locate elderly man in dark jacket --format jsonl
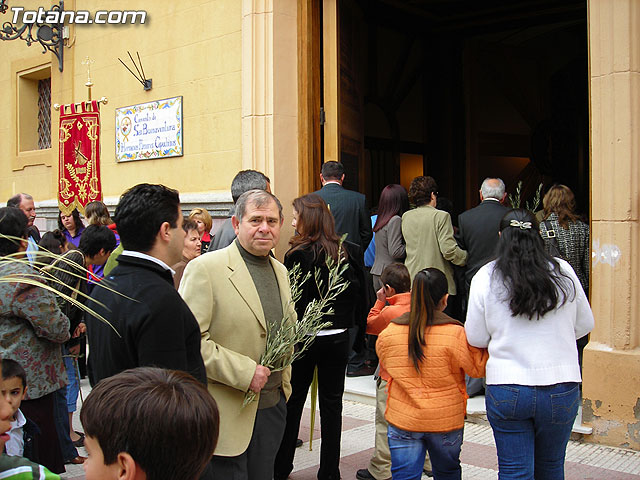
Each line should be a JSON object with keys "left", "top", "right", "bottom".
{"left": 456, "top": 177, "right": 509, "bottom": 302}
{"left": 456, "top": 177, "right": 508, "bottom": 396}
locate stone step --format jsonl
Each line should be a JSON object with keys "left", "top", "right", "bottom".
{"left": 344, "top": 374, "right": 592, "bottom": 435}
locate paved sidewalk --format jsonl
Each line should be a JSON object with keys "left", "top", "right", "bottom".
{"left": 61, "top": 380, "right": 640, "bottom": 479}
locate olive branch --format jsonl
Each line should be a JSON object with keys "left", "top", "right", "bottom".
{"left": 243, "top": 244, "right": 350, "bottom": 407}
{"left": 508, "top": 180, "right": 543, "bottom": 212}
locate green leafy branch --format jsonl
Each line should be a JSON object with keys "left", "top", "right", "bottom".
{"left": 243, "top": 243, "right": 351, "bottom": 407}
{"left": 508, "top": 181, "right": 543, "bottom": 212}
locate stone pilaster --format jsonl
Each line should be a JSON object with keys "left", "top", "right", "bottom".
{"left": 583, "top": 0, "right": 640, "bottom": 449}
{"left": 241, "top": 0, "right": 299, "bottom": 258}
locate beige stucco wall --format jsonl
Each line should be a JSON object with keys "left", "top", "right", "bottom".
{"left": 0, "top": 0, "right": 299, "bottom": 252}
{"left": 0, "top": 0, "right": 243, "bottom": 216}
{"left": 583, "top": 0, "right": 640, "bottom": 450}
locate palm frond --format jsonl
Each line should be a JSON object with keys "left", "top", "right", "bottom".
{"left": 0, "top": 235, "right": 130, "bottom": 335}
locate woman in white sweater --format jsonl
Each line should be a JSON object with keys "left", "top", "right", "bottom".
{"left": 465, "top": 208, "right": 594, "bottom": 480}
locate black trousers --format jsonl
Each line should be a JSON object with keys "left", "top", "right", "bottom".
{"left": 210, "top": 394, "right": 287, "bottom": 480}
{"left": 274, "top": 330, "right": 350, "bottom": 480}
{"left": 20, "top": 392, "right": 65, "bottom": 474}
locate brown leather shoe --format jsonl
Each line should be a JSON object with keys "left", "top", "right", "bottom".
{"left": 66, "top": 456, "right": 87, "bottom": 465}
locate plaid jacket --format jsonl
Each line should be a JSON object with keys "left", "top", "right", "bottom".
{"left": 540, "top": 213, "right": 590, "bottom": 294}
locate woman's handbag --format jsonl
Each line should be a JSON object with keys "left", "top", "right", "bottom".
{"left": 540, "top": 220, "right": 564, "bottom": 259}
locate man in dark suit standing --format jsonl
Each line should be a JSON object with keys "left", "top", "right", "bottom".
{"left": 314, "top": 161, "right": 372, "bottom": 251}
{"left": 315, "top": 161, "right": 373, "bottom": 376}
{"left": 457, "top": 177, "right": 508, "bottom": 396}
{"left": 457, "top": 178, "right": 509, "bottom": 300}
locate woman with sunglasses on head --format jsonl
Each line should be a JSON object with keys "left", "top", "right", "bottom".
{"left": 465, "top": 209, "right": 594, "bottom": 480}
{"left": 376, "top": 267, "right": 487, "bottom": 480}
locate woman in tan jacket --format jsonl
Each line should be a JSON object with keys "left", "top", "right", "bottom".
{"left": 377, "top": 268, "right": 487, "bottom": 480}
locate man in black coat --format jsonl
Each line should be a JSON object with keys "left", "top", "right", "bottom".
{"left": 314, "top": 161, "right": 373, "bottom": 376}
{"left": 457, "top": 178, "right": 509, "bottom": 297}
{"left": 86, "top": 184, "right": 206, "bottom": 387}
{"left": 456, "top": 177, "right": 508, "bottom": 396}
{"left": 314, "top": 161, "right": 372, "bottom": 252}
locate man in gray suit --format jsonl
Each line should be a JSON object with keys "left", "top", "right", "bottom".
{"left": 313, "top": 161, "right": 372, "bottom": 251}
{"left": 209, "top": 170, "right": 271, "bottom": 251}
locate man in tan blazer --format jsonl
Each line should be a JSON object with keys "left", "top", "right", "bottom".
{"left": 179, "top": 189, "right": 295, "bottom": 480}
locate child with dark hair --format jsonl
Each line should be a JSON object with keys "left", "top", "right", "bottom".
{"left": 358, "top": 263, "right": 413, "bottom": 480}
{"left": 1, "top": 358, "right": 60, "bottom": 479}
{"left": 80, "top": 367, "right": 219, "bottom": 480}
{"left": 1, "top": 359, "right": 37, "bottom": 459}
{"left": 37, "top": 230, "right": 68, "bottom": 265}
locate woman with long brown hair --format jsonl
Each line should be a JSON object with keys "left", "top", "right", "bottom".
{"left": 377, "top": 268, "right": 487, "bottom": 480}
{"left": 539, "top": 184, "right": 589, "bottom": 294}
{"left": 371, "top": 184, "right": 409, "bottom": 290}
{"left": 274, "top": 193, "right": 362, "bottom": 480}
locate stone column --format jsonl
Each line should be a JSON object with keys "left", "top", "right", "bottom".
{"left": 242, "top": 0, "right": 299, "bottom": 258}
{"left": 583, "top": 0, "right": 640, "bottom": 449}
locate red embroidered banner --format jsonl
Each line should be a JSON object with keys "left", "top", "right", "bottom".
{"left": 58, "top": 100, "right": 102, "bottom": 215}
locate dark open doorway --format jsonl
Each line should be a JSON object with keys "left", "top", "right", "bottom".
{"left": 335, "top": 0, "right": 588, "bottom": 219}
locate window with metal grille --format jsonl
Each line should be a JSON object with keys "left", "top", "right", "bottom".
{"left": 37, "top": 77, "right": 51, "bottom": 149}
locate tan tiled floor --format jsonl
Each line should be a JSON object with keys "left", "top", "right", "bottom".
{"left": 61, "top": 378, "right": 640, "bottom": 480}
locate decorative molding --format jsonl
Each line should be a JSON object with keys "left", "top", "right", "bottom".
{"left": 241, "top": 0, "right": 273, "bottom": 179}
{"left": 34, "top": 191, "right": 233, "bottom": 233}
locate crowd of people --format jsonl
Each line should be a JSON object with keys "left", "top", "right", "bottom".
{"left": 0, "top": 163, "right": 594, "bottom": 480}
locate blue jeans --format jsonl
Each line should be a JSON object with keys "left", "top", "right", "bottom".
{"left": 63, "top": 346, "right": 80, "bottom": 412}
{"left": 388, "top": 424, "right": 463, "bottom": 480}
{"left": 486, "top": 383, "right": 580, "bottom": 480}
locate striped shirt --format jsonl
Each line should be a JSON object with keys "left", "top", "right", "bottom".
{"left": 0, "top": 454, "right": 60, "bottom": 479}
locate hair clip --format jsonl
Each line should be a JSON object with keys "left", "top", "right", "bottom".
{"left": 510, "top": 219, "right": 532, "bottom": 230}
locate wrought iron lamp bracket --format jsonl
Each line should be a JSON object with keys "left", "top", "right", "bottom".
{"left": 0, "top": 1, "right": 65, "bottom": 71}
